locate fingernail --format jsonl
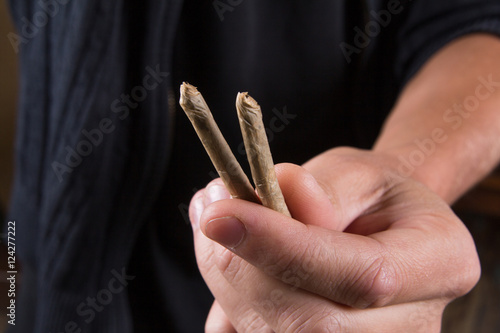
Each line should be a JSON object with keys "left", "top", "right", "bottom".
{"left": 190, "top": 194, "right": 205, "bottom": 231}
{"left": 205, "top": 216, "right": 246, "bottom": 249}
{"left": 204, "top": 184, "right": 231, "bottom": 206}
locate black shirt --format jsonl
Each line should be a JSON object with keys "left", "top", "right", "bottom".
{"left": 7, "top": 0, "right": 500, "bottom": 332}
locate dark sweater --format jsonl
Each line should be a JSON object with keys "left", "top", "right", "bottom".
{"left": 6, "top": 0, "right": 500, "bottom": 332}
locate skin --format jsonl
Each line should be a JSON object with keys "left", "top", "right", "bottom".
{"left": 188, "top": 34, "right": 500, "bottom": 332}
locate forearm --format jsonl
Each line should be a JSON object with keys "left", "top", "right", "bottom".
{"left": 374, "top": 33, "right": 500, "bottom": 203}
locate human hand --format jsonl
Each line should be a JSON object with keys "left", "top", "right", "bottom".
{"left": 189, "top": 147, "right": 480, "bottom": 332}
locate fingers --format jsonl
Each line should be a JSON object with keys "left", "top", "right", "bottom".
{"left": 188, "top": 156, "right": 477, "bottom": 331}
{"left": 194, "top": 183, "right": 477, "bottom": 310}
{"left": 205, "top": 237, "right": 345, "bottom": 331}
{"left": 274, "top": 163, "right": 341, "bottom": 230}
{"left": 205, "top": 301, "right": 237, "bottom": 333}
{"left": 200, "top": 198, "right": 391, "bottom": 309}
{"left": 191, "top": 163, "right": 340, "bottom": 230}
{"left": 188, "top": 165, "right": 453, "bottom": 331}
{"left": 302, "top": 147, "right": 406, "bottom": 232}
{"left": 191, "top": 190, "right": 274, "bottom": 332}
{"left": 197, "top": 218, "right": 447, "bottom": 332}
{"left": 194, "top": 197, "right": 348, "bottom": 331}
{"left": 189, "top": 178, "right": 231, "bottom": 232}
{"left": 189, "top": 161, "right": 478, "bottom": 310}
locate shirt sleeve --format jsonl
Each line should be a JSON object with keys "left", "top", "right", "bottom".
{"left": 7, "top": 0, "right": 183, "bottom": 332}
{"left": 395, "top": 0, "right": 500, "bottom": 84}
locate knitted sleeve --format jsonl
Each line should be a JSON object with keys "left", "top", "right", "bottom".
{"left": 7, "top": 0, "right": 182, "bottom": 331}
{"left": 395, "top": 0, "right": 500, "bottom": 84}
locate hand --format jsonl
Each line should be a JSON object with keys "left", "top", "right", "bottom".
{"left": 189, "top": 147, "right": 480, "bottom": 332}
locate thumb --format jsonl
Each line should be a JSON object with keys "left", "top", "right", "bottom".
{"left": 275, "top": 163, "right": 341, "bottom": 230}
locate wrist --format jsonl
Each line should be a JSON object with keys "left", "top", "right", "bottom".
{"left": 371, "top": 145, "right": 460, "bottom": 204}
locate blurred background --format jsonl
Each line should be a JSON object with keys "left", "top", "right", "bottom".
{"left": 0, "top": 1, "right": 498, "bottom": 332}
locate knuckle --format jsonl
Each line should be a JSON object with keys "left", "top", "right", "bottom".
{"left": 214, "top": 247, "right": 249, "bottom": 283}
{"left": 461, "top": 256, "right": 481, "bottom": 293}
{"left": 447, "top": 235, "right": 481, "bottom": 298}
{"left": 454, "top": 260, "right": 481, "bottom": 298}
{"left": 348, "top": 254, "right": 399, "bottom": 308}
